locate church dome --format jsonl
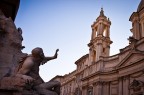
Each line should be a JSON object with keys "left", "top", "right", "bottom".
{"left": 137, "top": 0, "right": 144, "bottom": 12}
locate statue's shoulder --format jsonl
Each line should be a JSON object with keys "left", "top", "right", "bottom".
{"left": 22, "top": 55, "right": 34, "bottom": 66}
{"left": 19, "top": 54, "right": 29, "bottom": 64}
{"left": 16, "top": 54, "right": 33, "bottom": 71}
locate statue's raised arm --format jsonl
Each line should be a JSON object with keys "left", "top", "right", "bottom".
{"left": 41, "top": 49, "right": 59, "bottom": 65}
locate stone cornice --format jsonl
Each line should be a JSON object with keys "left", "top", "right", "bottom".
{"left": 89, "top": 36, "right": 112, "bottom": 45}
{"left": 75, "top": 54, "right": 89, "bottom": 65}
{"left": 91, "top": 19, "right": 111, "bottom": 28}
{"left": 81, "top": 70, "right": 118, "bottom": 81}
{"left": 61, "top": 76, "right": 76, "bottom": 86}
{"left": 116, "top": 50, "right": 144, "bottom": 68}
{"left": 129, "top": 12, "right": 139, "bottom": 22}
{"left": 117, "top": 58, "right": 144, "bottom": 77}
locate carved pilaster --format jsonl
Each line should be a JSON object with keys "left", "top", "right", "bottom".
{"left": 93, "top": 81, "right": 107, "bottom": 95}
{"left": 101, "top": 81, "right": 110, "bottom": 95}
{"left": 118, "top": 77, "right": 123, "bottom": 95}
{"left": 123, "top": 75, "right": 130, "bottom": 95}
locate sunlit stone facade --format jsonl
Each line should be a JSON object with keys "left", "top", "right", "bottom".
{"left": 52, "top": 1, "right": 144, "bottom": 95}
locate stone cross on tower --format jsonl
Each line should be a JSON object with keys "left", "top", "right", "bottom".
{"left": 88, "top": 8, "right": 112, "bottom": 63}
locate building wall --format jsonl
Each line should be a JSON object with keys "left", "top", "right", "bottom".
{"left": 52, "top": 1, "right": 144, "bottom": 95}
{"left": 57, "top": 40, "right": 144, "bottom": 95}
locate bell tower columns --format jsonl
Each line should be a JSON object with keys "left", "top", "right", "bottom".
{"left": 88, "top": 8, "right": 112, "bottom": 64}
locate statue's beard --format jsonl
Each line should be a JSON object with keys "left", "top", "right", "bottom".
{"left": 39, "top": 56, "right": 44, "bottom": 61}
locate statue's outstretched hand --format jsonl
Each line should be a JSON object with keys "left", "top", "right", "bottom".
{"left": 56, "top": 49, "right": 59, "bottom": 53}
{"left": 54, "top": 49, "right": 59, "bottom": 58}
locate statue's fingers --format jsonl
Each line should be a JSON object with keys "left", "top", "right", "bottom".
{"left": 28, "top": 79, "right": 31, "bottom": 84}
{"left": 26, "top": 79, "right": 29, "bottom": 84}
{"left": 32, "top": 78, "right": 35, "bottom": 81}
{"left": 25, "top": 80, "right": 27, "bottom": 83}
{"left": 56, "top": 49, "right": 59, "bottom": 52}
{"left": 29, "top": 78, "right": 34, "bottom": 83}
{"left": 29, "top": 79, "right": 32, "bottom": 84}
{"left": 29, "top": 79, "right": 32, "bottom": 83}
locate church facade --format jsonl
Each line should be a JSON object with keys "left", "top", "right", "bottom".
{"left": 52, "top": 1, "right": 144, "bottom": 95}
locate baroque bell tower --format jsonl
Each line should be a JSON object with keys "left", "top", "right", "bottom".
{"left": 88, "top": 8, "right": 112, "bottom": 63}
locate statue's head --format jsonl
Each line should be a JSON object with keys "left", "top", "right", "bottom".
{"left": 31, "top": 47, "right": 45, "bottom": 59}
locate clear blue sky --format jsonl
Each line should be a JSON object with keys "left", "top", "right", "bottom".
{"left": 15, "top": 0, "right": 141, "bottom": 81}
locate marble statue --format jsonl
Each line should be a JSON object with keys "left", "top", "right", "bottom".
{"left": 15, "top": 47, "right": 61, "bottom": 95}
{"left": 0, "top": 9, "right": 61, "bottom": 95}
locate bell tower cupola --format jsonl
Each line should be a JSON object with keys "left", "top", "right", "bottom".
{"left": 88, "top": 8, "right": 113, "bottom": 63}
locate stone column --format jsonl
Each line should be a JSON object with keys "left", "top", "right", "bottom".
{"left": 122, "top": 76, "right": 130, "bottom": 95}
{"left": 97, "top": 24, "right": 101, "bottom": 35}
{"left": 91, "top": 28, "right": 95, "bottom": 40}
{"left": 140, "top": 22, "right": 144, "bottom": 38}
{"left": 93, "top": 83, "right": 96, "bottom": 95}
{"left": 136, "top": 21, "right": 140, "bottom": 39}
{"left": 125, "top": 76, "right": 130, "bottom": 95}
{"left": 118, "top": 77, "right": 123, "bottom": 95}
{"left": 96, "top": 43, "right": 102, "bottom": 61}
{"left": 89, "top": 49, "right": 93, "bottom": 64}
{"left": 106, "top": 45, "right": 110, "bottom": 57}
{"left": 123, "top": 77, "right": 126, "bottom": 95}
{"left": 99, "top": 23, "right": 104, "bottom": 35}
{"left": 95, "top": 81, "right": 103, "bottom": 95}
{"left": 101, "top": 82, "right": 109, "bottom": 95}
{"left": 106, "top": 26, "right": 110, "bottom": 37}
{"left": 96, "top": 44, "right": 100, "bottom": 61}
{"left": 106, "top": 81, "right": 111, "bottom": 95}
{"left": 82, "top": 86, "right": 87, "bottom": 95}
{"left": 95, "top": 83, "right": 99, "bottom": 95}
{"left": 134, "top": 20, "right": 140, "bottom": 40}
